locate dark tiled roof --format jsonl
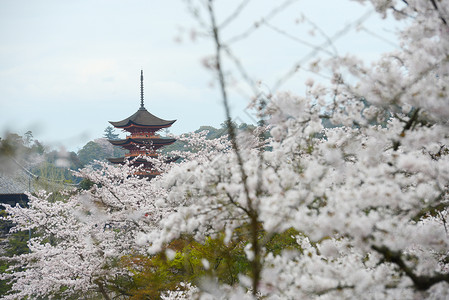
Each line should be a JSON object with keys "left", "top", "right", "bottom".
{"left": 109, "top": 108, "right": 176, "bottom": 129}
{"left": 107, "top": 157, "right": 153, "bottom": 164}
{"left": 0, "top": 166, "right": 35, "bottom": 194}
{"left": 108, "top": 156, "right": 180, "bottom": 164}
{"left": 0, "top": 193, "right": 29, "bottom": 209}
{"left": 108, "top": 157, "right": 126, "bottom": 164}
{"left": 108, "top": 138, "right": 176, "bottom": 146}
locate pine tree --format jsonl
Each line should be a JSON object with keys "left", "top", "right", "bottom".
{"left": 103, "top": 126, "right": 119, "bottom": 140}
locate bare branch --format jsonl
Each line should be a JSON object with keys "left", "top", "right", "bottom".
{"left": 273, "top": 9, "right": 374, "bottom": 91}
{"left": 219, "top": 0, "right": 251, "bottom": 29}
{"left": 429, "top": 0, "right": 448, "bottom": 25}
{"left": 358, "top": 26, "right": 399, "bottom": 48}
{"left": 208, "top": 0, "right": 262, "bottom": 294}
{"left": 372, "top": 245, "right": 449, "bottom": 290}
{"left": 226, "top": 0, "right": 299, "bottom": 45}
{"left": 263, "top": 22, "right": 336, "bottom": 57}
{"left": 303, "top": 15, "right": 339, "bottom": 56}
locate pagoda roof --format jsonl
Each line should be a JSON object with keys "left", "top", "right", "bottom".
{"left": 109, "top": 107, "right": 176, "bottom": 129}
{"left": 108, "top": 137, "right": 176, "bottom": 146}
{"left": 108, "top": 156, "right": 180, "bottom": 164}
{"left": 108, "top": 157, "right": 151, "bottom": 164}
{"left": 108, "top": 157, "right": 127, "bottom": 164}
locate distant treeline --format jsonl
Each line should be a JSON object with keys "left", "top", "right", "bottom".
{"left": 0, "top": 124, "right": 252, "bottom": 183}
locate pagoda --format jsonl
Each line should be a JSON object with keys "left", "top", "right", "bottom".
{"left": 108, "top": 70, "right": 176, "bottom": 177}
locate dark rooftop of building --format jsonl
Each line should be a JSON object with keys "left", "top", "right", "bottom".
{"left": 109, "top": 70, "right": 176, "bottom": 129}
{"left": 108, "top": 137, "right": 176, "bottom": 146}
{"left": 109, "top": 108, "right": 176, "bottom": 129}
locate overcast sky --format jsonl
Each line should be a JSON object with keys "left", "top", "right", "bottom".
{"left": 0, "top": 0, "right": 399, "bottom": 151}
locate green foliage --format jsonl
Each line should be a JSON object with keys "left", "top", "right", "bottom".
{"left": 30, "top": 162, "right": 74, "bottom": 194}
{"left": 117, "top": 227, "right": 301, "bottom": 298}
{"left": 119, "top": 252, "right": 186, "bottom": 299}
{"left": 45, "top": 150, "right": 83, "bottom": 171}
{"left": 3, "top": 231, "right": 29, "bottom": 257}
{"left": 103, "top": 126, "right": 119, "bottom": 140}
{"left": 78, "top": 178, "right": 95, "bottom": 190}
{"left": 77, "top": 139, "right": 126, "bottom": 167}
{"left": 113, "top": 145, "right": 127, "bottom": 158}
{"left": 0, "top": 131, "right": 80, "bottom": 185}
{"left": 31, "top": 140, "right": 45, "bottom": 155}
{"left": 0, "top": 133, "right": 29, "bottom": 158}
{"left": 0, "top": 261, "right": 12, "bottom": 297}
{"left": 116, "top": 233, "right": 250, "bottom": 298}
{"left": 77, "top": 141, "right": 110, "bottom": 166}
{"left": 24, "top": 131, "right": 33, "bottom": 147}
{"left": 264, "top": 228, "right": 301, "bottom": 256}
{"left": 195, "top": 125, "right": 227, "bottom": 140}
{"left": 0, "top": 212, "right": 30, "bottom": 297}
{"left": 0, "top": 132, "right": 52, "bottom": 160}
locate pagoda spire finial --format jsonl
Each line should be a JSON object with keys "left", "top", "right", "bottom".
{"left": 140, "top": 69, "right": 145, "bottom": 110}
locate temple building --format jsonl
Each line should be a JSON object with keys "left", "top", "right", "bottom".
{"left": 108, "top": 70, "right": 176, "bottom": 177}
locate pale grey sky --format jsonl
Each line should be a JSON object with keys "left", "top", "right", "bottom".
{"left": 0, "top": 0, "right": 398, "bottom": 151}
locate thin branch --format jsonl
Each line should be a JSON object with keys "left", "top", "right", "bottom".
{"left": 226, "top": 191, "right": 251, "bottom": 216}
{"left": 208, "top": 0, "right": 261, "bottom": 295}
{"left": 273, "top": 9, "right": 374, "bottom": 91}
{"left": 219, "top": 0, "right": 251, "bottom": 29}
{"left": 438, "top": 210, "right": 448, "bottom": 235}
{"left": 429, "top": 0, "right": 448, "bottom": 25}
{"left": 358, "top": 26, "right": 399, "bottom": 48}
{"left": 392, "top": 108, "right": 420, "bottom": 151}
{"left": 94, "top": 279, "right": 112, "bottom": 300}
{"left": 315, "top": 284, "right": 355, "bottom": 296}
{"left": 222, "top": 46, "right": 258, "bottom": 93}
{"left": 411, "top": 191, "right": 448, "bottom": 222}
{"left": 226, "top": 0, "right": 299, "bottom": 45}
{"left": 303, "top": 15, "right": 339, "bottom": 56}
{"left": 372, "top": 245, "right": 449, "bottom": 290}
{"left": 264, "top": 22, "right": 336, "bottom": 57}
{"left": 207, "top": 0, "right": 252, "bottom": 213}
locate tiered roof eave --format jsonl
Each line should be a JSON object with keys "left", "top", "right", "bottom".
{"left": 109, "top": 107, "right": 176, "bottom": 130}
{"left": 107, "top": 70, "right": 178, "bottom": 177}
{"left": 108, "top": 138, "right": 176, "bottom": 147}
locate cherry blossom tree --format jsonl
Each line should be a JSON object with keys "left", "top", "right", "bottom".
{"left": 147, "top": 0, "right": 449, "bottom": 298}
{"left": 1, "top": 162, "right": 166, "bottom": 299}
{"left": 1, "top": 134, "right": 232, "bottom": 299}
